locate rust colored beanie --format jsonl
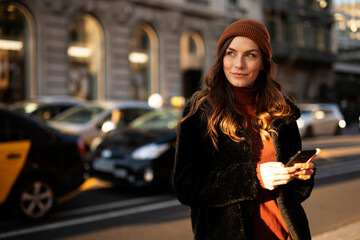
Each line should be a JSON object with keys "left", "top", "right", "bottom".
{"left": 216, "top": 19, "right": 272, "bottom": 60}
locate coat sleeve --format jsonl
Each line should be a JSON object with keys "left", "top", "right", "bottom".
{"left": 277, "top": 104, "right": 315, "bottom": 202}
{"left": 173, "top": 108, "right": 258, "bottom": 208}
{"left": 285, "top": 173, "right": 315, "bottom": 202}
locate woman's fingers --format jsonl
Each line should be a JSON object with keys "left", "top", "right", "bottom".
{"left": 293, "top": 162, "right": 315, "bottom": 170}
{"left": 295, "top": 173, "right": 312, "bottom": 180}
{"left": 259, "top": 162, "right": 297, "bottom": 190}
{"left": 259, "top": 160, "right": 316, "bottom": 189}
{"left": 293, "top": 164, "right": 315, "bottom": 180}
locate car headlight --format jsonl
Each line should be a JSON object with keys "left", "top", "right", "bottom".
{"left": 101, "top": 149, "right": 112, "bottom": 158}
{"left": 338, "top": 120, "right": 346, "bottom": 128}
{"left": 297, "top": 119, "right": 305, "bottom": 129}
{"left": 131, "top": 143, "right": 170, "bottom": 160}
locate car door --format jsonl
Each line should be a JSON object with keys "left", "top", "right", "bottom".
{"left": 322, "top": 108, "right": 337, "bottom": 134}
{"left": 0, "top": 111, "right": 31, "bottom": 205}
{"left": 312, "top": 106, "right": 336, "bottom": 135}
{"left": 0, "top": 141, "right": 31, "bottom": 205}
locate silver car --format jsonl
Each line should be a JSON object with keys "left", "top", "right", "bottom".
{"left": 8, "top": 95, "right": 84, "bottom": 122}
{"left": 48, "top": 101, "right": 153, "bottom": 148}
{"left": 296, "top": 103, "right": 347, "bottom": 138}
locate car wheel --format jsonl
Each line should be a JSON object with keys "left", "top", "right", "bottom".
{"left": 13, "top": 177, "right": 56, "bottom": 220}
{"left": 304, "top": 126, "right": 314, "bottom": 138}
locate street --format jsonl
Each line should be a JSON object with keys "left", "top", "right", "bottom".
{"left": 1, "top": 130, "right": 360, "bottom": 240}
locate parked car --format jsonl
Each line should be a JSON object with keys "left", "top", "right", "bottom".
{"left": 8, "top": 95, "right": 84, "bottom": 122}
{"left": 90, "top": 108, "right": 181, "bottom": 189}
{"left": 296, "top": 103, "right": 347, "bottom": 138}
{"left": 48, "top": 101, "right": 153, "bottom": 149}
{"left": 0, "top": 108, "right": 86, "bottom": 220}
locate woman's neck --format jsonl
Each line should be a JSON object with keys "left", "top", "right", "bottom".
{"left": 232, "top": 85, "right": 258, "bottom": 105}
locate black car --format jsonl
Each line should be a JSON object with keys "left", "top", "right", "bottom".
{"left": 0, "top": 108, "right": 86, "bottom": 220}
{"left": 90, "top": 108, "right": 181, "bottom": 189}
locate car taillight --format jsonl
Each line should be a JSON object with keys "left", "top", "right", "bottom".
{"left": 77, "top": 139, "right": 87, "bottom": 157}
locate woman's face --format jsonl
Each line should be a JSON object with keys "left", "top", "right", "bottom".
{"left": 223, "top": 36, "right": 263, "bottom": 88}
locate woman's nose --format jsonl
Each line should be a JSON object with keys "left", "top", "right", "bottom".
{"left": 234, "top": 56, "right": 245, "bottom": 69}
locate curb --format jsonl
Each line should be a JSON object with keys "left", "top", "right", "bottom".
{"left": 312, "top": 219, "right": 360, "bottom": 240}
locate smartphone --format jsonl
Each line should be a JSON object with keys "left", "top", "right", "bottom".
{"left": 285, "top": 148, "right": 321, "bottom": 167}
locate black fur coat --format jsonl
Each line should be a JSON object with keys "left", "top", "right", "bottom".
{"left": 173, "top": 102, "right": 315, "bottom": 240}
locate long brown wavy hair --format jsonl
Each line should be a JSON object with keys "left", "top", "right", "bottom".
{"left": 179, "top": 37, "right": 292, "bottom": 149}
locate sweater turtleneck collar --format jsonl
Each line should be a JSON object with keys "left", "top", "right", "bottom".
{"left": 232, "top": 85, "right": 259, "bottom": 106}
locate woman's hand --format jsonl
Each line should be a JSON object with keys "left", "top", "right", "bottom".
{"left": 259, "top": 162, "right": 298, "bottom": 190}
{"left": 293, "top": 162, "right": 315, "bottom": 180}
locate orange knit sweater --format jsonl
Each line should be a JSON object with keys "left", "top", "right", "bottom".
{"left": 232, "top": 86, "right": 290, "bottom": 240}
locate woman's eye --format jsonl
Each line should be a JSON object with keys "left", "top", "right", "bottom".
{"left": 246, "top": 53, "right": 256, "bottom": 57}
{"left": 226, "top": 51, "right": 235, "bottom": 56}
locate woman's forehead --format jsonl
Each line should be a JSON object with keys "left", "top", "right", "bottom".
{"left": 228, "top": 36, "right": 260, "bottom": 51}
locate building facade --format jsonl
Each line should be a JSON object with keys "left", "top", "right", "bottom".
{"left": 263, "top": 0, "right": 336, "bottom": 103}
{"left": 0, "top": 0, "right": 335, "bottom": 107}
{"left": 333, "top": 0, "right": 360, "bottom": 125}
{"left": 0, "top": 0, "right": 250, "bottom": 106}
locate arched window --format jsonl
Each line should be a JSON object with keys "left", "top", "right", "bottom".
{"left": 68, "top": 13, "right": 104, "bottom": 100}
{"left": 129, "top": 23, "right": 159, "bottom": 101}
{"left": 180, "top": 31, "right": 205, "bottom": 70}
{"left": 0, "top": 2, "right": 35, "bottom": 104}
{"left": 180, "top": 30, "right": 205, "bottom": 99}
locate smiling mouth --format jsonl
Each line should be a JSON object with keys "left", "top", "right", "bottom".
{"left": 232, "top": 73, "right": 247, "bottom": 77}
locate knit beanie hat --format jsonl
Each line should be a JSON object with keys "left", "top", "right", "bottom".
{"left": 216, "top": 19, "right": 272, "bottom": 60}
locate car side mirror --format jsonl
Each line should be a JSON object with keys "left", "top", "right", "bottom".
{"left": 101, "top": 120, "right": 117, "bottom": 133}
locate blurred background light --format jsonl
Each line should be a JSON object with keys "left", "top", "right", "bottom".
{"left": 128, "top": 52, "right": 149, "bottom": 64}
{"left": 148, "top": 93, "right": 163, "bottom": 109}
{"left": 0, "top": 39, "right": 23, "bottom": 51}
{"left": 170, "top": 96, "right": 185, "bottom": 108}
{"left": 68, "top": 46, "right": 92, "bottom": 58}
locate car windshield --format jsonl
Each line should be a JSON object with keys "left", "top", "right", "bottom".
{"left": 129, "top": 109, "right": 181, "bottom": 130}
{"left": 301, "top": 110, "right": 313, "bottom": 116}
{"left": 53, "top": 106, "right": 105, "bottom": 124}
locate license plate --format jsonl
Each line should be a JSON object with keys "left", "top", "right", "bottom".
{"left": 113, "top": 168, "right": 128, "bottom": 178}
{"left": 93, "top": 159, "right": 114, "bottom": 173}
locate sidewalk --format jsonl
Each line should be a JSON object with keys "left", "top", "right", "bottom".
{"left": 313, "top": 219, "right": 360, "bottom": 240}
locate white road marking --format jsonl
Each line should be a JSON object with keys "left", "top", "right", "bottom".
{"left": 53, "top": 195, "right": 170, "bottom": 217}
{"left": 0, "top": 199, "right": 180, "bottom": 239}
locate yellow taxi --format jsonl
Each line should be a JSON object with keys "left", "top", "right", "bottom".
{"left": 0, "top": 108, "right": 86, "bottom": 220}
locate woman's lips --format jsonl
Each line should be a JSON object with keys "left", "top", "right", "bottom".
{"left": 232, "top": 72, "right": 247, "bottom": 77}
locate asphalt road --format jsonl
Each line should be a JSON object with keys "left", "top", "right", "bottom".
{"left": 1, "top": 130, "right": 359, "bottom": 240}
{"left": 302, "top": 129, "right": 360, "bottom": 236}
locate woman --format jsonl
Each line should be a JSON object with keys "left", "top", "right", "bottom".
{"left": 173, "top": 19, "right": 315, "bottom": 240}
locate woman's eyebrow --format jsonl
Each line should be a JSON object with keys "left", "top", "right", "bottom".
{"left": 245, "top": 49, "right": 261, "bottom": 53}
{"left": 227, "top": 47, "right": 260, "bottom": 53}
{"left": 227, "top": 47, "right": 237, "bottom": 52}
